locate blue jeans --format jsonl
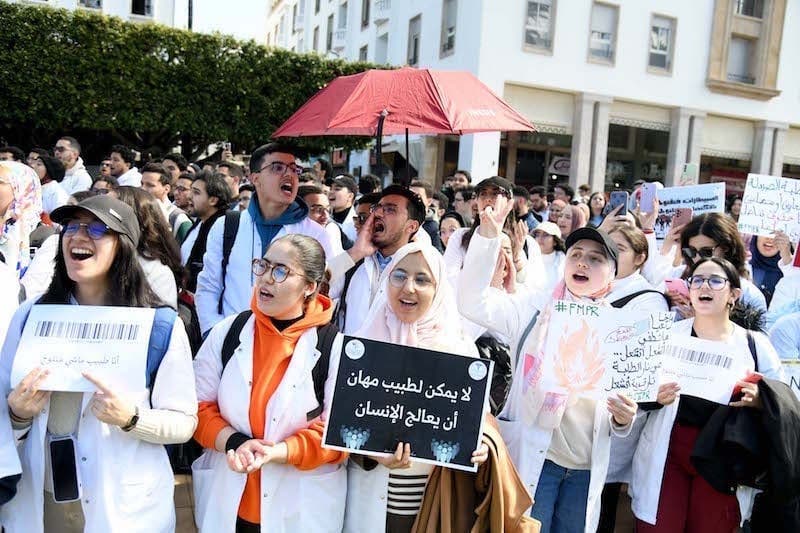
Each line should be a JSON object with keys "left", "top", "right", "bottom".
{"left": 532, "top": 459, "right": 591, "bottom": 533}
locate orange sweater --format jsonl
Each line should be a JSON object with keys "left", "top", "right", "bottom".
{"left": 194, "top": 294, "right": 347, "bottom": 524}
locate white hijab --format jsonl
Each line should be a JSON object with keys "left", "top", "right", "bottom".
{"left": 355, "top": 241, "right": 477, "bottom": 357}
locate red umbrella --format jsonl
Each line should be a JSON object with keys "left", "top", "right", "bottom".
{"left": 272, "top": 67, "right": 534, "bottom": 182}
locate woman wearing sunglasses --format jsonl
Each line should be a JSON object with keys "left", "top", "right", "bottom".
{"left": 1, "top": 196, "right": 197, "bottom": 532}
{"left": 344, "top": 241, "right": 491, "bottom": 532}
{"left": 629, "top": 257, "right": 784, "bottom": 532}
{"left": 662, "top": 213, "right": 767, "bottom": 320}
{"left": 192, "top": 234, "right": 347, "bottom": 532}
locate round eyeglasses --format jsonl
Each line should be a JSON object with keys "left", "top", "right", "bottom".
{"left": 388, "top": 270, "right": 435, "bottom": 290}
{"left": 687, "top": 275, "right": 729, "bottom": 291}
{"left": 251, "top": 258, "right": 304, "bottom": 283}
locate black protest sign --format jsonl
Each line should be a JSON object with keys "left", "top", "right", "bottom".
{"left": 322, "top": 336, "right": 492, "bottom": 472}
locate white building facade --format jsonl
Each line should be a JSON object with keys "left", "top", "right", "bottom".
{"left": 268, "top": 0, "right": 800, "bottom": 193}
{"left": 7, "top": 0, "right": 191, "bottom": 28}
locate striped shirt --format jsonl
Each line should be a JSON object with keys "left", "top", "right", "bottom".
{"left": 386, "top": 463, "right": 434, "bottom": 517}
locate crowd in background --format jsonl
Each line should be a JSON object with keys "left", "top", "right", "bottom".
{"left": 0, "top": 136, "right": 799, "bottom": 533}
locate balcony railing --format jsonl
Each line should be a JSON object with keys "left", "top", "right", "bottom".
{"left": 374, "top": 0, "right": 390, "bottom": 24}
{"left": 333, "top": 28, "right": 347, "bottom": 50}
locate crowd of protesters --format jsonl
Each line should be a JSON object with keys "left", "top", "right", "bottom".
{"left": 0, "top": 136, "right": 799, "bottom": 533}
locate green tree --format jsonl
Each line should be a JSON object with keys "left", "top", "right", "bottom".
{"left": 0, "top": 2, "right": 377, "bottom": 158}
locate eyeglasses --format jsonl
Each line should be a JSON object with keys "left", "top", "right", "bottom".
{"left": 388, "top": 270, "right": 435, "bottom": 290}
{"left": 63, "top": 221, "right": 112, "bottom": 240}
{"left": 251, "top": 258, "right": 304, "bottom": 283}
{"left": 682, "top": 246, "right": 719, "bottom": 261}
{"left": 687, "top": 275, "right": 729, "bottom": 291}
{"left": 257, "top": 161, "right": 302, "bottom": 176}
{"left": 354, "top": 213, "right": 370, "bottom": 225}
{"left": 309, "top": 205, "right": 331, "bottom": 215}
{"left": 370, "top": 203, "right": 399, "bottom": 216}
{"left": 477, "top": 189, "right": 511, "bottom": 200}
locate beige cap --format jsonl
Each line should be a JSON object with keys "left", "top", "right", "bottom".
{"left": 534, "top": 221, "right": 562, "bottom": 238}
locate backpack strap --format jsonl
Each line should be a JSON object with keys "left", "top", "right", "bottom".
{"left": 146, "top": 307, "right": 178, "bottom": 404}
{"left": 334, "top": 258, "right": 365, "bottom": 331}
{"left": 308, "top": 322, "right": 339, "bottom": 420}
{"left": 220, "top": 310, "right": 253, "bottom": 372}
{"left": 746, "top": 330, "right": 759, "bottom": 372}
{"left": 514, "top": 310, "right": 540, "bottom": 365}
{"left": 168, "top": 209, "right": 179, "bottom": 232}
{"left": 218, "top": 210, "right": 242, "bottom": 315}
{"left": 610, "top": 289, "right": 668, "bottom": 309}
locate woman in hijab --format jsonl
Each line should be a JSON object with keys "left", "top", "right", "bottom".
{"left": 556, "top": 204, "right": 587, "bottom": 240}
{"left": 344, "top": 241, "right": 488, "bottom": 533}
{"left": 0, "top": 161, "right": 43, "bottom": 276}
{"left": 749, "top": 233, "right": 790, "bottom": 306}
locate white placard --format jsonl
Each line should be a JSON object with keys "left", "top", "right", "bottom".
{"left": 661, "top": 334, "right": 751, "bottom": 404}
{"left": 783, "top": 360, "right": 800, "bottom": 401}
{"left": 539, "top": 302, "right": 674, "bottom": 402}
{"left": 738, "top": 174, "right": 800, "bottom": 241}
{"left": 654, "top": 183, "right": 726, "bottom": 241}
{"left": 10, "top": 305, "right": 156, "bottom": 393}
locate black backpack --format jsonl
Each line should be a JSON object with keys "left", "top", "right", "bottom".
{"left": 218, "top": 210, "right": 242, "bottom": 315}
{"left": 475, "top": 334, "right": 512, "bottom": 416}
{"left": 220, "top": 311, "right": 339, "bottom": 418}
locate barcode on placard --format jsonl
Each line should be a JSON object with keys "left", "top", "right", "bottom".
{"left": 670, "top": 346, "right": 732, "bottom": 369}
{"left": 33, "top": 321, "right": 140, "bottom": 341}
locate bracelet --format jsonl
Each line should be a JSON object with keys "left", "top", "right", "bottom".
{"left": 8, "top": 408, "right": 32, "bottom": 425}
{"left": 642, "top": 228, "right": 654, "bottom": 234}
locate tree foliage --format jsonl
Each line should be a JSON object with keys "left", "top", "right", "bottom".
{"left": 0, "top": 2, "right": 378, "bottom": 158}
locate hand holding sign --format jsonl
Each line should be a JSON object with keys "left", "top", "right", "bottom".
{"left": 7, "top": 367, "right": 51, "bottom": 421}
{"left": 607, "top": 394, "right": 637, "bottom": 426}
{"left": 374, "top": 442, "right": 413, "bottom": 469}
{"left": 83, "top": 372, "right": 136, "bottom": 427}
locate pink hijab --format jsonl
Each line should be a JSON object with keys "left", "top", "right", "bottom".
{"left": 355, "top": 242, "right": 477, "bottom": 357}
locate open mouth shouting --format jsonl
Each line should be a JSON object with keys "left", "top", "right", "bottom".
{"left": 697, "top": 293, "right": 714, "bottom": 303}
{"left": 373, "top": 219, "right": 386, "bottom": 237}
{"left": 571, "top": 272, "right": 590, "bottom": 284}
{"left": 279, "top": 178, "right": 294, "bottom": 197}
{"left": 397, "top": 297, "right": 417, "bottom": 310}
{"left": 70, "top": 247, "right": 95, "bottom": 261}
{"left": 259, "top": 287, "right": 274, "bottom": 302}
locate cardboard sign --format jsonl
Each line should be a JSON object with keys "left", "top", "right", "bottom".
{"left": 654, "top": 183, "right": 726, "bottom": 241}
{"left": 783, "top": 360, "right": 800, "bottom": 401}
{"left": 738, "top": 174, "right": 800, "bottom": 241}
{"left": 540, "top": 302, "right": 674, "bottom": 402}
{"left": 10, "top": 305, "right": 155, "bottom": 393}
{"left": 323, "top": 337, "right": 492, "bottom": 472}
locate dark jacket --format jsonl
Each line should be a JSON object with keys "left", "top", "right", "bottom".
{"left": 691, "top": 378, "right": 800, "bottom": 519}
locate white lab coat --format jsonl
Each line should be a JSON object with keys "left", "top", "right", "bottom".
{"left": 191, "top": 313, "right": 347, "bottom": 533}
{"left": 457, "top": 231, "right": 632, "bottom": 533}
{"left": 0, "top": 299, "right": 197, "bottom": 533}
{"left": 629, "top": 319, "right": 784, "bottom": 526}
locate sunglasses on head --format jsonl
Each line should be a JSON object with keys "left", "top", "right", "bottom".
{"left": 63, "top": 220, "right": 112, "bottom": 240}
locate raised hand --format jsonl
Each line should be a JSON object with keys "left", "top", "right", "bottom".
{"left": 477, "top": 196, "right": 513, "bottom": 239}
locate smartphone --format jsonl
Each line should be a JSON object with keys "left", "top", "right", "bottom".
{"left": 603, "top": 191, "right": 629, "bottom": 217}
{"left": 665, "top": 278, "right": 689, "bottom": 299}
{"left": 639, "top": 183, "right": 658, "bottom": 213}
{"left": 672, "top": 207, "right": 693, "bottom": 228}
{"left": 48, "top": 435, "right": 81, "bottom": 503}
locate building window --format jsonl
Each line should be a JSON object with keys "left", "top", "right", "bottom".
{"left": 524, "top": 0, "right": 555, "bottom": 51}
{"left": 339, "top": 2, "right": 348, "bottom": 28}
{"left": 440, "top": 0, "right": 457, "bottom": 56}
{"left": 315, "top": 0, "right": 320, "bottom": 14}
{"left": 131, "top": 0, "right": 152, "bottom": 16}
{"left": 326, "top": 14, "right": 334, "bottom": 50}
{"left": 588, "top": 3, "right": 618, "bottom": 63}
{"left": 292, "top": 4, "right": 298, "bottom": 33}
{"left": 361, "top": 0, "right": 370, "bottom": 28}
{"left": 727, "top": 36, "right": 756, "bottom": 84}
{"left": 735, "top": 0, "right": 763, "bottom": 18}
{"left": 649, "top": 15, "right": 675, "bottom": 72}
{"left": 79, "top": 0, "right": 102, "bottom": 8}
{"left": 313, "top": 26, "right": 320, "bottom": 50}
{"left": 376, "top": 32, "right": 389, "bottom": 63}
{"left": 407, "top": 15, "right": 422, "bottom": 66}
{"left": 359, "top": 45, "right": 368, "bottom": 61}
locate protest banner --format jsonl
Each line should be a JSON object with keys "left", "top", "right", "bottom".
{"left": 654, "top": 183, "right": 726, "bottom": 241}
{"left": 661, "top": 334, "right": 752, "bottom": 404}
{"left": 322, "top": 337, "right": 492, "bottom": 472}
{"left": 540, "top": 302, "right": 673, "bottom": 402}
{"left": 10, "top": 305, "right": 155, "bottom": 393}
{"left": 783, "top": 360, "right": 800, "bottom": 401}
{"left": 738, "top": 174, "right": 800, "bottom": 241}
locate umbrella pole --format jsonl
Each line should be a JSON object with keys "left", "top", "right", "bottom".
{"left": 375, "top": 110, "right": 387, "bottom": 184}
{"left": 404, "top": 128, "right": 410, "bottom": 187}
